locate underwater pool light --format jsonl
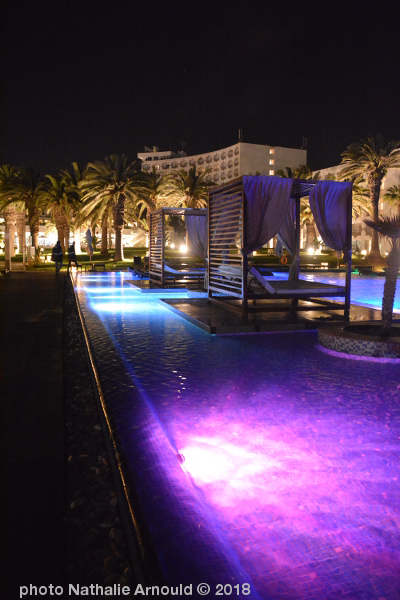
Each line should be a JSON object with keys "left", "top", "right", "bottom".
{"left": 179, "top": 445, "right": 232, "bottom": 483}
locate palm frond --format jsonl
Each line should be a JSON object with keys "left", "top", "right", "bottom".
{"left": 364, "top": 216, "right": 400, "bottom": 240}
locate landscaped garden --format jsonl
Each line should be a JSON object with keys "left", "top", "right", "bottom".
{"left": 1, "top": 135, "right": 400, "bottom": 272}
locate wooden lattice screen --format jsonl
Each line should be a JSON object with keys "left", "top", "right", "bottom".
{"left": 208, "top": 178, "right": 247, "bottom": 299}
{"left": 149, "top": 210, "right": 163, "bottom": 284}
{"left": 149, "top": 207, "right": 207, "bottom": 286}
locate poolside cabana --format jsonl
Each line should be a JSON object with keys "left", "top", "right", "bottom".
{"left": 207, "top": 175, "right": 353, "bottom": 319}
{"left": 149, "top": 207, "right": 207, "bottom": 286}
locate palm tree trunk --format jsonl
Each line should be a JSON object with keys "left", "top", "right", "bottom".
{"left": 63, "top": 214, "right": 69, "bottom": 252}
{"left": 381, "top": 242, "right": 400, "bottom": 332}
{"left": 53, "top": 205, "right": 64, "bottom": 249}
{"left": 367, "top": 176, "right": 382, "bottom": 260}
{"left": 4, "top": 206, "right": 16, "bottom": 257}
{"left": 306, "top": 222, "right": 316, "bottom": 248}
{"left": 16, "top": 209, "right": 26, "bottom": 254}
{"left": 101, "top": 211, "right": 108, "bottom": 255}
{"left": 27, "top": 203, "right": 40, "bottom": 248}
{"left": 114, "top": 226, "right": 123, "bottom": 261}
{"left": 73, "top": 228, "right": 81, "bottom": 253}
{"left": 112, "top": 195, "right": 125, "bottom": 261}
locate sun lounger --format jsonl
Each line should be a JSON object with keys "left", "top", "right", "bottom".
{"left": 248, "top": 266, "right": 345, "bottom": 297}
{"left": 127, "top": 266, "right": 148, "bottom": 279}
{"left": 163, "top": 264, "right": 205, "bottom": 284}
{"left": 164, "top": 264, "right": 205, "bottom": 277}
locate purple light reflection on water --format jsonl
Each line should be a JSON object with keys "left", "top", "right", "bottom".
{"left": 175, "top": 411, "right": 400, "bottom": 598}
{"left": 77, "top": 273, "right": 400, "bottom": 599}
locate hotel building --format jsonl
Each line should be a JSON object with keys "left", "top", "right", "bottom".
{"left": 138, "top": 142, "right": 307, "bottom": 184}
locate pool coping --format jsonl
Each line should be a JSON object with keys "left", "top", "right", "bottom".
{"left": 317, "top": 321, "right": 400, "bottom": 359}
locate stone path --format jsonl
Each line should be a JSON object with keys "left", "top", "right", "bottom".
{"left": 0, "top": 272, "right": 65, "bottom": 598}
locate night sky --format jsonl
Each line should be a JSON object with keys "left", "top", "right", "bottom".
{"left": 1, "top": 0, "right": 400, "bottom": 174}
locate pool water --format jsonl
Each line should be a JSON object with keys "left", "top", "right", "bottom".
{"left": 266, "top": 270, "right": 400, "bottom": 312}
{"left": 76, "top": 272, "right": 400, "bottom": 599}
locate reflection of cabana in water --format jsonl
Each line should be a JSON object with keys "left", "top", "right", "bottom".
{"left": 207, "top": 176, "right": 353, "bottom": 319}
{"left": 149, "top": 207, "right": 207, "bottom": 286}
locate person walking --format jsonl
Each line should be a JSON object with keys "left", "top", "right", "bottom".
{"left": 67, "top": 241, "right": 80, "bottom": 272}
{"left": 51, "top": 241, "right": 63, "bottom": 275}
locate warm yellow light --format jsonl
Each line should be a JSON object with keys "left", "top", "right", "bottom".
{"left": 170, "top": 243, "right": 175, "bottom": 249}
{"left": 307, "top": 247, "right": 315, "bottom": 255}
{"left": 361, "top": 250, "right": 367, "bottom": 256}
{"left": 180, "top": 244, "right": 187, "bottom": 253}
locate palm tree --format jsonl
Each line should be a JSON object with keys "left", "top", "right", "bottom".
{"left": 74, "top": 188, "right": 111, "bottom": 256}
{"left": 2, "top": 205, "right": 16, "bottom": 256}
{"left": 339, "top": 135, "right": 400, "bottom": 263}
{"left": 78, "top": 155, "right": 140, "bottom": 261}
{"left": 15, "top": 208, "right": 27, "bottom": 254}
{"left": 131, "top": 167, "right": 167, "bottom": 231}
{"left": 0, "top": 166, "right": 18, "bottom": 256}
{"left": 61, "top": 162, "right": 86, "bottom": 253}
{"left": 41, "top": 175, "right": 80, "bottom": 253}
{"left": 134, "top": 167, "right": 165, "bottom": 211}
{"left": 161, "top": 166, "right": 213, "bottom": 209}
{"left": 276, "top": 165, "right": 320, "bottom": 181}
{"left": 300, "top": 203, "right": 318, "bottom": 249}
{"left": 2, "top": 166, "right": 45, "bottom": 248}
{"left": 364, "top": 216, "right": 400, "bottom": 333}
{"left": 383, "top": 185, "right": 400, "bottom": 218}
{"left": 151, "top": 165, "right": 214, "bottom": 250}
{"left": 0, "top": 165, "right": 29, "bottom": 256}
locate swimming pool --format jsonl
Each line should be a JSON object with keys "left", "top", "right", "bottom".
{"left": 76, "top": 272, "right": 400, "bottom": 599}
{"left": 265, "top": 270, "right": 400, "bottom": 312}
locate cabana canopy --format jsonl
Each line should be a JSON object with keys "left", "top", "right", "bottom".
{"left": 149, "top": 207, "right": 207, "bottom": 286}
{"left": 207, "top": 175, "right": 353, "bottom": 319}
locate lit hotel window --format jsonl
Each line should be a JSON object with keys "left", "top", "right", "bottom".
{"left": 269, "top": 169, "right": 274, "bottom": 175}
{"left": 269, "top": 148, "right": 275, "bottom": 154}
{"left": 269, "top": 159, "right": 274, "bottom": 165}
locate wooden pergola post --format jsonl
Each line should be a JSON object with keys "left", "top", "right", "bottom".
{"left": 344, "top": 183, "right": 353, "bottom": 321}
{"left": 242, "top": 181, "right": 248, "bottom": 319}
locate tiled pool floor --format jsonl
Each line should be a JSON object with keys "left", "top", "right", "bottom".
{"left": 76, "top": 273, "right": 400, "bottom": 599}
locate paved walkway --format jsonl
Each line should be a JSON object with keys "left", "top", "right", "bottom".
{"left": 0, "top": 271, "right": 65, "bottom": 599}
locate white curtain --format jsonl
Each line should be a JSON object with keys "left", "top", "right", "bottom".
{"left": 275, "top": 198, "right": 297, "bottom": 279}
{"left": 242, "top": 176, "right": 294, "bottom": 255}
{"left": 309, "top": 181, "right": 352, "bottom": 259}
{"left": 186, "top": 215, "right": 207, "bottom": 259}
